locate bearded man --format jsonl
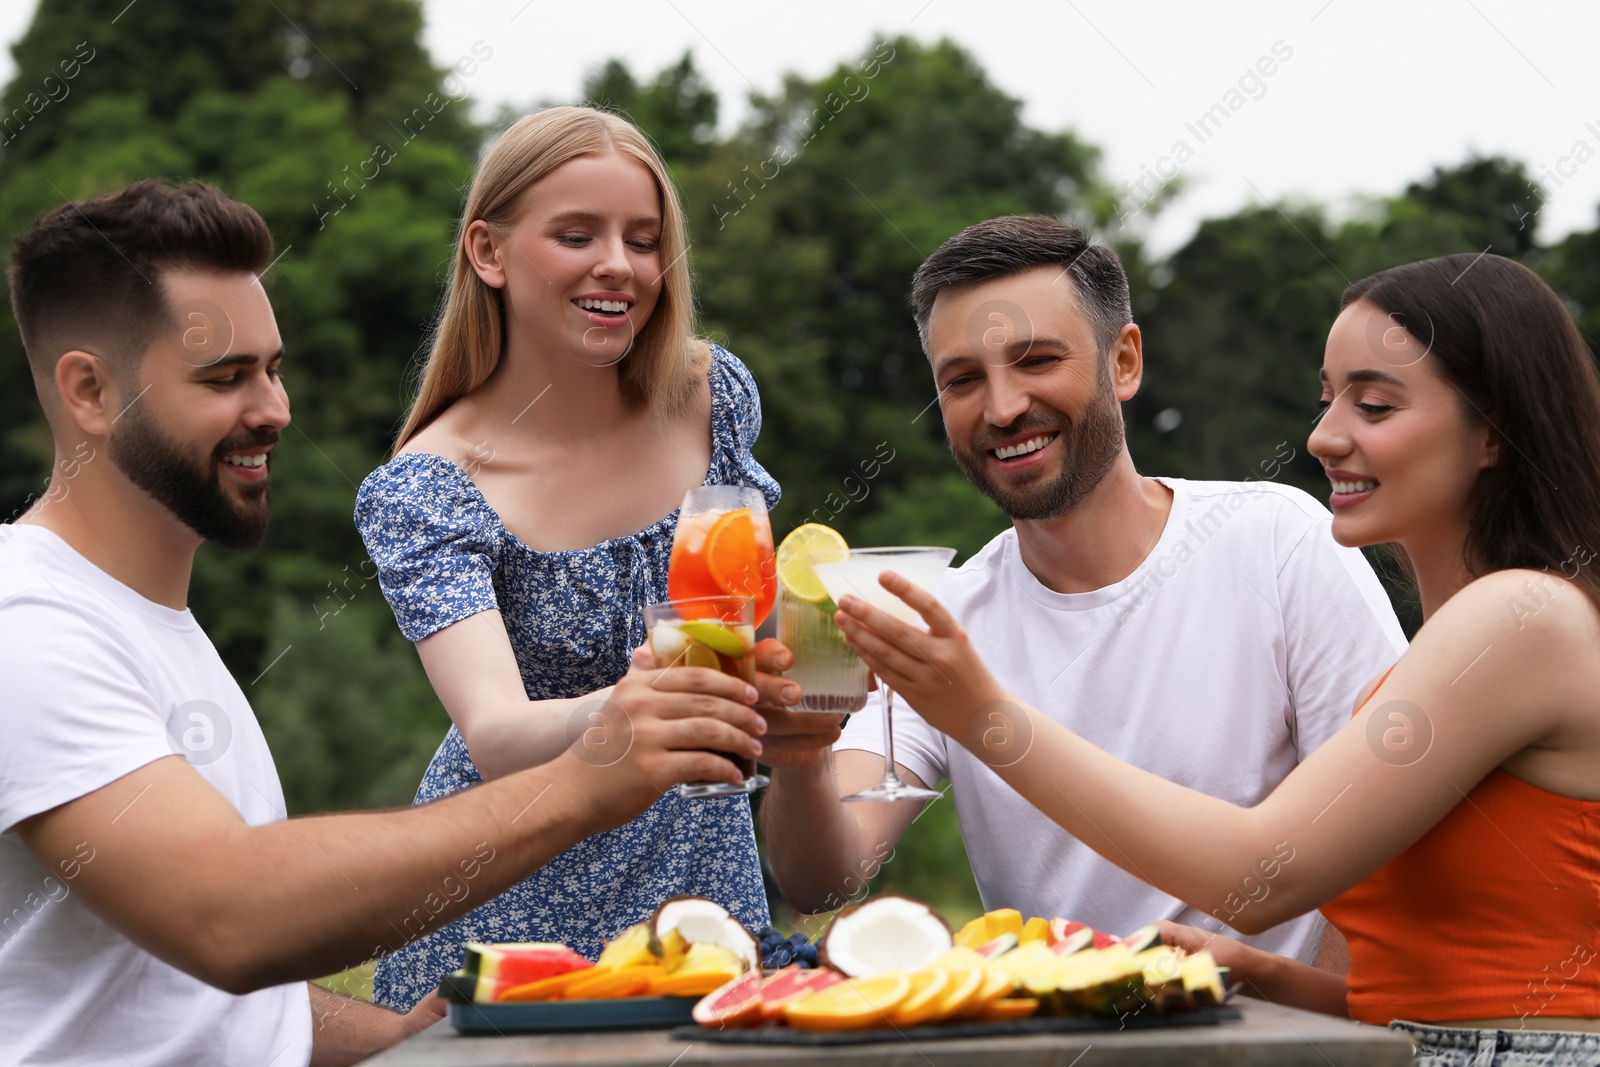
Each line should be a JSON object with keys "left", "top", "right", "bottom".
{"left": 761, "top": 215, "right": 1406, "bottom": 967}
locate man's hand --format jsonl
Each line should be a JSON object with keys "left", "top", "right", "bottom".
{"left": 751, "top": 639, "right": 844, "bottom": 770}
{"left": 569, "top": 648, "right": 768, "bottom": 819}
{"left": 833, "top": 572, "right": 1007, "bottom": 744}
{"left": 307, "top": 984, "right": 445, "bottom": 1066}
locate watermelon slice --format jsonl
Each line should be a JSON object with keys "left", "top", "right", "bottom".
{"left": 460, "top": 941, "right": 593, "bottom": 1002}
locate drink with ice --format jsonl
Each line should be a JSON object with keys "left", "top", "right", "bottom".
{"left": 645, "top": 594, "right": 768, "bottom": 799}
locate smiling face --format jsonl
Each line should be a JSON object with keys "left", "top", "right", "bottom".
{"left": 1308, "top": 300, "right": 1494, "bottom": 549}
{"left": 472, "top": 152, "right": 664, "bottom": 369}
{"left": 926, "top": 265, "right": 1129, "bottom": 520}
{"left": 107, "top": 269, "right": 289, "bottom": 549}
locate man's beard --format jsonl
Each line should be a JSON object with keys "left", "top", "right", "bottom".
{"left": 949, "top": 363, "right": 1125, "bottom": 522}
{"left": 108, "top": 406, "right": 275, "bottom": 551}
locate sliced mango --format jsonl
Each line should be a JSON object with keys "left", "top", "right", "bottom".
{"left": 497, "top": 968, "right": 596, "bottom": 1002}
{"left": 562, "top": 966, "right": 661, "bottom": 1000}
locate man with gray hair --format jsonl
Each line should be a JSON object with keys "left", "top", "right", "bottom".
{"left": 761, "top": 215, "right": 1405, "bottom": 966}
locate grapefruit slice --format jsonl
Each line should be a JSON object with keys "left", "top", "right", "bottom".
{"left": 785, "top": 973, "right": 913, "bottom": 1031}
{"left": 758, "top": 967, "right": 844, "bottom": 1022}
{"left": 692, "top": 972, "right": 766, "bottom": 1029}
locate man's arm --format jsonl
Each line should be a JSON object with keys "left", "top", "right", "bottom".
{"left": 760, "top": 746, "right": 927, "bottom": 913}
{"left": 305, "top": 984, "right": 444, "bottom": 1067}
{"left": 16, "top": 696, "right": 758, "bottom": 994}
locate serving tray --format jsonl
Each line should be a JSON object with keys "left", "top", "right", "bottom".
{"left": 671, "top": 1004, "right": 1242, "bottom": 1045}
{"left": 450, "top": 996, "right": 697, "bottom": 1034}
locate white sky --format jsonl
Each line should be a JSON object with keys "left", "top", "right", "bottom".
{"left": 4, "top": 0, "right": 1599, "bottom": 255}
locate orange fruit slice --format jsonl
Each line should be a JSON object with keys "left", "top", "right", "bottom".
{"left": 704, "top": 509, "right": 775, "bottom": 622}
{"left": 923, "top": 966, "right": 985, "bottom": 1023}
{"left": 888, "top": 968, "right": 951, "bottom": 1027}
{"left": 497, "top": 968, "right": 596, "bottom": 1001}
{"left": 953, "top": 969, "right": 1016, "bottom": 1020}
{"left": 976, "top": 996, "right": 1040, "bottom": 1022}
{"left": 785, "top": 973, "right": 913, "bottom": 1031}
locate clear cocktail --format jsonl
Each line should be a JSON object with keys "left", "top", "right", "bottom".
{"left": 810, "top": 546, "right": 956, "bottom": 803}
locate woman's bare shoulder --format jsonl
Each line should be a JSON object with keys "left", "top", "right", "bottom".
{"left": 396, "top": 403, "right": 479, "bottom": 468}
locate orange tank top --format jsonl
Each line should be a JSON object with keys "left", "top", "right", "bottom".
{"left": 1321, "top": 675, "right": 1600, "bottom": 1025}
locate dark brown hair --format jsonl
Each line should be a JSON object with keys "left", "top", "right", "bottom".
{"left": 1344, "top": 254, "right": 1600, "bottom": 614}
{"left": 8, "top": 179, "right": 273, "bottom": 386}
{"left": 910, "top": 215, "right": 1131, "bottom": 355}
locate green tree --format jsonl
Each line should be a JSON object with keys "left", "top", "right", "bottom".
{"left": 0, "top": 0, "right": 475, "bottom": 812}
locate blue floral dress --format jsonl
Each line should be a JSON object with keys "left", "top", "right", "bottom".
{"left": 354, "top": 345, "right": 779, "bottom": 1011}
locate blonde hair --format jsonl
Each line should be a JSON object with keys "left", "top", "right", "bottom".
{"left": 395, "top": 106, "right": 705, "bottom": 450}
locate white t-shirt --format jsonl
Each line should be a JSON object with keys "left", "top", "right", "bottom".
{"left": 837, "top": 477, "right": 1407, "bottom": 962}
{"left": 0, "top": 525, "right": 312, "bottom": 1067}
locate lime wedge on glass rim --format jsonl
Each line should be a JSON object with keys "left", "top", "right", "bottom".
{"left": 777, "top": 524, "right": 848, "bottom": 613}
{"left": 679, "top": 620, "right": 755, "bottom": 658}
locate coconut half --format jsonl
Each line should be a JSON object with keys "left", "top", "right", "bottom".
{"left": 821, "top": 895, "right": 954, "bottom": 977}
{"left": 651, "top": 896, "right": 759, "bottom": 972}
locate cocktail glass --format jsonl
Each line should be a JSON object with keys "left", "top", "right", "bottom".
{"left": 809, "top": 547, "right": 957, "bottom": 802}
{"left": 644, "top": 594, "right": 769, "bottom": 799}
{"left": 777, "top": 587, "right": 869, "bottom": 713}
{"left": 668, "top": 486, "right": 777, "bottom": 627}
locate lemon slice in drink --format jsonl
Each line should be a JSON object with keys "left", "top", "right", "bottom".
{"left": 776, "top": 524, "right": 849, "bottom": 605}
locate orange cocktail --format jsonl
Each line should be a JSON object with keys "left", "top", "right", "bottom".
{"left": 667, "top": 486, "right": 777, "bottom": 626}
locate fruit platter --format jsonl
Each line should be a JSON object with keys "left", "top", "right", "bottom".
{"left": 439, "top": 895, "right": 1237, "bottom": 1039}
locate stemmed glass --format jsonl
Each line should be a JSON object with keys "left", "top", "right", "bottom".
{"left": 809, "top": 546, "right": 956, "bottom": 802}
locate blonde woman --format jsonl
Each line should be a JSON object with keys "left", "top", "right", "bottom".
{"left": 355, "top": 108, "right": 815, "bottom": 1010}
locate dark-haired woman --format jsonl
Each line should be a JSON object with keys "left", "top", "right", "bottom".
{"left": 835, "top": 253, "right": 1600, "bottom": 1065}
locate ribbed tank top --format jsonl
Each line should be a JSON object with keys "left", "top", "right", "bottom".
{"left": 1322, "top": 679, "right": 1600, "bottom": 1025}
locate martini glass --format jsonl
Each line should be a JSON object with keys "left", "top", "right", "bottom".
{"left": 810, "top": 546, "right": 956, "bottom": 802}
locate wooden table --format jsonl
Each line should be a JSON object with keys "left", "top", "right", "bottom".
{"left": 363, "top": 998, "right": 1415, "bottom": 1066}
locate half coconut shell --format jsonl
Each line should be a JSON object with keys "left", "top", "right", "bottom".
{"left": 820, "top": 895, "right": 954, "bottom": 977}
{"left": 651, "top": 895, "right": 759, "bottom": 972}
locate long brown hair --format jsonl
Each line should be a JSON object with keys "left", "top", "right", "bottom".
{"left": 394, "top": 107, "right": 705, "bottom": 450}
{"left": 1343, "top": 254, "right": 1600, "bottom": 614}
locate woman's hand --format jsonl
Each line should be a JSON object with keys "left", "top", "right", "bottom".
{"left": 1154, "top": 920, "right": 1263, "bottom": 979}
{"left": 832, "top": 571, "right": 1008, "bottom": 744}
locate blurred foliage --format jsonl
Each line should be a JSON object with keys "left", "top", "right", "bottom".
{"left": 4, "top": 1, "right": 1597, "bottom": 926}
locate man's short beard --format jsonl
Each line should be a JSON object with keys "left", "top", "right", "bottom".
{"left": 108, "top": 403, "right": 274, "bottom": 551}
{"left": 949, "top": 359, "right": 1125, "bottom": 522}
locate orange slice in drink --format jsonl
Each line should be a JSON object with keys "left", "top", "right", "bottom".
{"left": 704, "top": 508, "right": 775, "bottom": 622}
{"left": 785, "top": 973, "right": 913, "bottom": 1031}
